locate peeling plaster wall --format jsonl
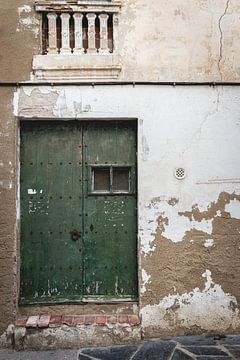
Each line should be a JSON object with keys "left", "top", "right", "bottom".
{"left": 0, "top": 88, "right": 18, "bottom": 335}
{"left": 13, "top": 84, "right": 240, "bottom": 337}
{"left": 1, "top": 0, "right": 240, "bottom": 81}
{"left": 0, "top": 1, "right": 39, "bottom": 82}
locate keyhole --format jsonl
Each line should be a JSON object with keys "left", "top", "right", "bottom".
{"left": 90, "top": 224, "right": 94, "bottom": 232}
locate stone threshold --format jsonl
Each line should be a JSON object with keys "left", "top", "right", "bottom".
{"left": 10, "top": 314, "right": 142, "bottom": 350}
{"left": 15, "top": 314, "right": 141, "bottom": 329}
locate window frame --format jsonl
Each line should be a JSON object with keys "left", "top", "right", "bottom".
{"left": 88, "top": 164, "right": 136, "bottom": 195}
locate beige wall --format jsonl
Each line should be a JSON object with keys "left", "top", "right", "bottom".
{"left": 120, "top": 0, "right": 240, "bottom": 81}
{"left": 0, "top": 1, "right": 38, "bottom": 82}
{"left": 0, "top": 0, "right": 240, "bottom": 82}
{"left": 0, "top": 89, "right": 18, "bottom": 335}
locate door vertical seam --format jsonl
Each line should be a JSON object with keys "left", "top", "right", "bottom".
{"left": 81, "top": 123, "right": 85, "bottom": 297}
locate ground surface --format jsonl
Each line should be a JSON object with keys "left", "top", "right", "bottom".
{"left": 0, "top": 335, "right": 240, "bottom": 359}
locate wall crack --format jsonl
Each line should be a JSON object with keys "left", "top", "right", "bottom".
{"left": 218, "top": 0, "right": 230, "bottom": 80}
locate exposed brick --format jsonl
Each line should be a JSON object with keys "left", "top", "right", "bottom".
{"left": 118, "top": 315, "right": 129, "bottom": 324}
{"left": 129, "top": 315, "right": 141, "bottom": 326}
{"left": 49, "top": 315, "right": 62, "bottom": 327}
{"left": 107, "top": 315, "right": 117, "bottom": 324}
{"left": 26, "top": 316, "right": 39, "bottom": 328}
{"left": 73, "top": 315, "right": 85, "bottom": 326}
{"left": 85, "top": 315, "right": 95, "bottom": 325}
{"left": 96, "top": 316, "right": 107, "bottom": 326}
{"left": 62, "top": 316, "right": 74, "bottom": 326}
{"left": 38, "top": 314, "right": 51, "bottom": 328}
{"left": 15, "top": 317, "right": 28, "bottom": 327}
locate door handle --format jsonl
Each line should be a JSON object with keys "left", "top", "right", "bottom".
{"left": 70, "top": 230, "right": 81, "bottom": 241}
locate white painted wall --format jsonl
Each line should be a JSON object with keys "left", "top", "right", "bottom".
{"left": 17, "top": 84, "right": 240, "bottom": 333}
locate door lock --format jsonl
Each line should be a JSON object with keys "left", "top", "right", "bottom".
{"left": 70, "top": 230, "right": 81, "bottom": 241}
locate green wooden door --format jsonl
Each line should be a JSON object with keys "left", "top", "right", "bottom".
{"left": 20, "top": 121, "right": 137, "bottom": 304}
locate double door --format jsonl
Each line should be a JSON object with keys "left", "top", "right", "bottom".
{"left": 20, "top": 121, "right": 137, "bottom": 303}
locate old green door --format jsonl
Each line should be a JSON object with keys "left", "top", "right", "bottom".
{"left": 20, "top": 121, "right": 137, "bottom": 304}
{"left": 83, "top": 122, "right": 137, "bottom": 300}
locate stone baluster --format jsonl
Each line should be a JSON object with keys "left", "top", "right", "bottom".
{"left": 86, "top": 13, "right": 97, "bottom": 53}
{"left": 47, "top": 13, "right": 58, "bottom": 54}
{"left": 60, "top": 13, "right": 71, "bottom": 54}
{"left": 113, "top": 14, "right": 119, "bottom": 53}
{"left": 99, "top": 13, "right": 109, "bottom": 53}
{"left": 73, "top": 13, "right": 84, "bottom": 54}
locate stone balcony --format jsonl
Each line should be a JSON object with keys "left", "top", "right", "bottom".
{"left": 33, "top": 0, "right": 122, "bottom": 81}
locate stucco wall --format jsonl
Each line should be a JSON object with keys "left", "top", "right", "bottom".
{"left": 0, "top": 1, "right": 39, "bottom": 82}
{"left": 0, "top": 88, "right": 18, "bottom": 335}
{"left": 10, "top": 84, "right": 240, "bottom": 337}
{"left": 120, "top": 0, "right": 240, "bottom": 81}
{"left": 1, "top": 0, "right": 240, "bottom": 82}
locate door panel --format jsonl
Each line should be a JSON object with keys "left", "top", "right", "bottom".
{"left": 83, "top": 122, "right": 137, "bottom": 299}
{"left": 20, "top": 121, "right": 137, "bottom": 304}
{"left": 20, "top": 122, "right": 83, "bottom": 303}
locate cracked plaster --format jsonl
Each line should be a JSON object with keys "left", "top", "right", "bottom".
{"left": 218, "top": 0, "right": 230, "bottom": 80}
{"left": 141, "top": 270, "right": 240, "bottom": 333}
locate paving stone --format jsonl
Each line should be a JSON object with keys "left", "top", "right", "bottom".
{"left": 25, "top": 316, "right": 39, "bottom": 328}
{"left": 15, "top": 317, "right": 28, "bottom": 327}
{"left": 106, "top": 315, "right": 117, "bottom": 324}
{"left": 73, "top": 315, "right": 85, "bottom": 326}
{"left": 129, "top": 315, "right": 141, "bottom": 326}
{"left": 132, "top": 340, "right": 176, "bottom": 360}
{"left": 218, "top": 335, "right": 240, "bottom": 345}
{"left": 81, "top": 345, "right": 138, "bottom": 360}
{"left": 118, "top": 315, "right": 129, "bottom": 324}
{"left": 172, "top": 349, "right": 194, "bottom": 360}
{"left": 224, "top": 345, "right": 240, "bottom": 358}
{"left": 62, "top": 316, "right": 74, "bottom": 326}
{"left": 196, "top": 357, "right": 232, "bottom": 360}
{"left": 37, "top": 315, "right": 51, "bottom": 328}
{"left": 184, "top": 346, "right": 229, "bottom": 356}
{"left": 79, "top": 355, "right": 93, "bottom": 360}
{"left": 96, "top": 316, "right": 107, "bottom": 326}
{"left": 49, "top": 315, "right": 62, "bottom": 327}
{"left": 84, "top": 316, "right": 95, "bottom": 325}
{"left": 172, "top": 336, "right": 217, "bottom": 346}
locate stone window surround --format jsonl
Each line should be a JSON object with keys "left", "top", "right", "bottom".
{"left": 33, "top": 0, "right": 122, "bottom": 81}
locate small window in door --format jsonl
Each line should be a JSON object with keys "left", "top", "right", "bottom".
{"left": 93, "top": 168, "right": 110, "bottom": 192}
{"left": 113, "top": 168, "right": 130, "bottom": 192}
{"left": 91, "top": 166, "right": 131, "bottom": 194}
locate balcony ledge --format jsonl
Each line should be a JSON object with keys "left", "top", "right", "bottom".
{"left": 35, "top": 1, "right": 121, "bottom": 13}
{"left": 32, "top": 54, "right": 122, "bottom": 81}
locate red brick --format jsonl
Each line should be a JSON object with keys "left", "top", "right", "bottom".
{"left": 73, "top": 315, "right": 85, "bottom": 326}
{"left": 49, "top": 315, "right": 62, "bottom": 327}
{"left": 62, "top": 316, "right": 74, "bottom": 326}
{"left": 26, "top": 316, "right": 39, "bottom": 328}
{"left": 107, "top": 315, "right": 117, "bottom": 324}
{"left": 128, "top": 315, "right": 141, "bottom": 326}
{"left": 118, "top": 315, "right": 129, "bottom": 324}
{"left": 15, "top": 317, "right": 28, "bottom": 327}
{"left": 96, "top": 316, "right": 107, "bottom": 326}
{"left": 84, "top": 315, "right": 95, "bottom": 325}
{"left": 38, "top": 315, "right": 51, "bottom": 328}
